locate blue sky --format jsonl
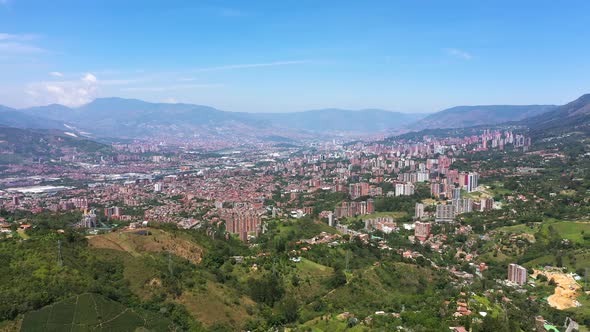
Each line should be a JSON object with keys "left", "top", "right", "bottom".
{"left": 0, "top": 0, "right": 589, "bottom": 112}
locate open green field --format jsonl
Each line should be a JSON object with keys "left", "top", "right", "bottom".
{"left": 544, "top": 221, "right": 590, "bottom": 244}
{"left": 483, "top": 181, "right": 514, "bottom": 196}
{"left": 498, "top": 219, "right": 590, "bottom": 244}
{"left": 524, "top": 249, "right": 590, "bottom": 271}
{"left": 296, "top": 258, "right": 333, "bottom": 276}
{"left": 277, "top": 218, "right": 337, "bottom": 238}
{"left": 20, "top": 293, "right": 173, "bottom": 332}
{"left": 496, "top": 223, "right": 539, "bottom": 234}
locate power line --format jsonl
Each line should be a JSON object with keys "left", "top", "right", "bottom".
{"left": 57, "top": 240, "right": 63, "bottom": 267}
{"left": 345, "top": 250, "right": 351, "bottom": 272}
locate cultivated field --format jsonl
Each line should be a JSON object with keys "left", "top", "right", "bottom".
{"left": 20, "top": 293, "right": 173, "bottom": 331}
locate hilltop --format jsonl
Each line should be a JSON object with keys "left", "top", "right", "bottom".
{"left": 525, "top": 94, "right": 590, "bottom": 137}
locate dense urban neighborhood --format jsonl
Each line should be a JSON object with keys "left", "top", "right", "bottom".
{"left": 2, "top": 94, "right": 590, "bottom": 331}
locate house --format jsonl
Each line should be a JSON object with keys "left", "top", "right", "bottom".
{"left": 450, "top": 327, "right": 468, "bottom": 332}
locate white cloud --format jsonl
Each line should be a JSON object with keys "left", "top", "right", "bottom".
{"left": 0, "top": 42, "right": 45, "bottom": 54}
{"left": 82, "top": 73, "right": 97, "bottom": 83}
{"left": 0, "top": 33, "right": 37, "bottom": 41}
{"left": 49, "top": 71, "right": 64, "bottom": 77}
{"left": 26, "top": 73, "right": 99, "bottom": 107}
{"left": 444, "top": 48, "right": 473, "bottom": 60}
{"left": 194, "top": 60, "right": 309, "bottom": 72}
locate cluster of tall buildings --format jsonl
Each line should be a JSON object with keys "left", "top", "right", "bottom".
{"left": 394, "top": 182, "right": 415, "bottom": 196}
{"left": 104, "top": 206, "right": 122, "bottom": 219}
{"left": 480, "top": 130, "right": 531, "bottom": 151}
{"left": 397, "top": 171, "right": 429, "bottom": 183}
{"left": 419, "top": 195, "right": 494, "bottom": 223}
{"left": 364, "top": 216, "right": 396, "bottom": 233}
{"left": 45, "top": 197, "right": 89, "bottom": 212}
{"left": 435, "top": 198, "right": 473, "bottom": 222}
{"left": 78, "top": 209, "right": 97, "bottom": 228}
{"left": 475, "top": 198, "right": 494, "bottom": 212}
{"left": 349, "top": 182, "right": 383, "bottom": 199}
{"left": 431, "top": 171, "right": 479, "bottom": 198}
{"left": 334, "top": 199, "right": 375, "bottom": 218}
{"left": 222, "top": 210, "right": 261, "bottom": 242}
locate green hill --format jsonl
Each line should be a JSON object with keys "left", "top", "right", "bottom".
{"left": 0, "top": 126, "right": 110, "bottom": 164}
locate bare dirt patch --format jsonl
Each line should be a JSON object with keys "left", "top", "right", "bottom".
{"left": 534, "top": 269, "right": 581, "bottom": 310}
{"left": 88, "top": 228, "right": 203, "bottom": 264}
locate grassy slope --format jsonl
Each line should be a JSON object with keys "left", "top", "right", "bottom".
{"left": 87, "top": 228, "right": 255, "bottom": 329}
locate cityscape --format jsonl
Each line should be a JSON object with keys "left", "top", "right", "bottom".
{"left": 1, "top": 1, "right": 590, "bottom": 332}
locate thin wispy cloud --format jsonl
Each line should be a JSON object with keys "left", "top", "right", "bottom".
{"left": 49, "top": 71, "right": 64, "bottom": 77}
{"left": 99, "top": 78, "right": 146, "bottom": 86}
{"left": 0, "top": 33, "right": 37, "bottom": 41}
{"left": 122, "top": 83, "right": 223, "bottom": 92}
{"left": 0, "top": 42, "right": 45, "bottom": 54}
{"left": 444, "top": 48, "right": 473, "bottom": 60}
{"left": 0, "top": 33, "right": 45, "bottom": 55}
{"left": 194, "top": 60, "right": 310, "bottom": 72}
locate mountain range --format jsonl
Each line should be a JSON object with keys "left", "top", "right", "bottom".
{"left": 0, "top": 97, "right": 569, "bottom": 141}
{"left": 6, "top": 98, "right": 427, "bottom": 139}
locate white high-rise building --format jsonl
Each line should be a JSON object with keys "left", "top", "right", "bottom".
{"left": 507, "top": 263, "right": 527, "bottom": 285}
{"left": 435, "top": 204, "right": 456, "bottom": 223}
{"left": 415, "top": 203, "right": 425, "bottom": 219}
{"left": 467, "top": 172, "right": 479, "bottom": 192}
{"left": 395, "top": 183, "right": 415, "bottom": 196}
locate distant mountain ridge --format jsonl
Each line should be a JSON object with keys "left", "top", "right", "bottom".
{"left": 251, "top": 108, "right": 424, "bottom": 132}
{"left": 7, "top": 98, "right": 427, "bottom": 139}
{"left": 0, "top": 97, "right": 572, "bottom": 141}
{"left": 409, "top": 105, "right": 557, "bottom": 130}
